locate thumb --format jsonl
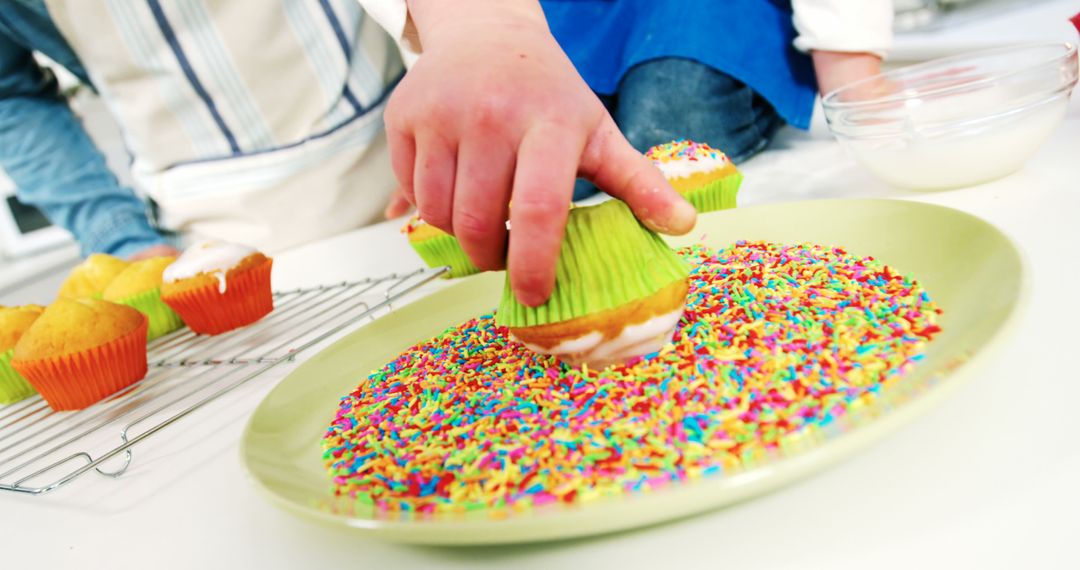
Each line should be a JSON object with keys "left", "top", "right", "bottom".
{"left": 577, "top": 115, "right": 696, "bottom": 235}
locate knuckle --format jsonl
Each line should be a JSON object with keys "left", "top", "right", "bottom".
{"left": 512, "top": 193, "right": 566, "bottom": 224}
{"left": 470, "top": 93, "right": 514, "bottom": 131}
{"left": 453, "top": 209, "right": 497, "bottom": 242}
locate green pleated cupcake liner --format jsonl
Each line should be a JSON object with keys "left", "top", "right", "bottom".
{"left": 496, "top": 199, "right": 690, "bottom": 328}
{"left": 115, "top": 288, "right": 186, "bottom": 341}
{"left": 682, "top": 172, "right": 742, "bottom": 213}
{"left": 0, "top": 349, "right": 36, "bottom": 405}
{"left": 410, "top": 235, "right": 482, "bottom": 279}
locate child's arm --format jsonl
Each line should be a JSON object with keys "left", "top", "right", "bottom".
{"left": 362, "top": 0, "right": 695, "bottom": 307}
{"left": 792, "top": 0, "right": 894, "bottom": 95}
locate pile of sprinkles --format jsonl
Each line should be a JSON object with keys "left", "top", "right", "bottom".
{"left": 322, "top": 241, "right": 942, "bottom": 515}
{"left": 644, "top": 139, "right": 731, "bottom": 165}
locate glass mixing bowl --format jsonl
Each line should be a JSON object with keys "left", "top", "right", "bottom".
{"left": 822, "top": 43, "right": 1078, "bottom": 190}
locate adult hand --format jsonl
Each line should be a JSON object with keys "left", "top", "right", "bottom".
{"left": 387, "top": 0, "right": 696, "bottom": 306}
{"left": 383, "top": 187, "right": 414, "bottom": 219}
{"left": 128, "top": 244, "right": 181, "bottom": 261}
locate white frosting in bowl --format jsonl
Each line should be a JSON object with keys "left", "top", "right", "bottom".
{"left": 163, "top": 240, "right": 257, "bottom": 293}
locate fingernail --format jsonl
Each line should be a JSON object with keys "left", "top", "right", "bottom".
{"left": 515, "top": 288, "right": 545, "bottom": 307}
{"left": 670, "top": 198, "right": 697, "bottom": 232}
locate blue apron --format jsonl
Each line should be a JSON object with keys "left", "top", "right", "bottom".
{"left": 541, "top": 0, "right": 817, "bottom": 129}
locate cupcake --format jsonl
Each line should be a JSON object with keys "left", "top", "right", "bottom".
{"left": 57, "top": 253, "right": 130, "bottom": 299}
{"left": 402, "top": 215, "right": 481, "bottom": 278}
{"left": 0, "top": 305, "right": 45, "bottom": 404}
{"left": 496, "top": 199, "right": 690, "bottom": 368}
{"left": 103, "top": 257, "right": 185, "bottom": 341}
{"left": 160, "top": 241, "right": 273, "bottom": 335}
{"left": 11, "top": 299, "right": 148, "bottom": 411}
{"left": 645, "top": 140, "right": 742, "bottom": 213}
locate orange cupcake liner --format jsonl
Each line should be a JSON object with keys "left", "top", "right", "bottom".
{"left": 161, "top": 258, "right": 273, "bottom": 335}
{"left": 12, "top": 317, "right": 149, "bottom": 411}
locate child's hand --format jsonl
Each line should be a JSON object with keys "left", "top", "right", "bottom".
{"left": 128, "top": 244, "right": 181, "bottom": 261}
{"left": 811, "top": 51, "right": 884, "bottom": 97}
{"left": 386, "top": 0, "right": 696, "bottom": 306}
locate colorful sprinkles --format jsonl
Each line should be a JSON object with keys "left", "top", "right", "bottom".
{"left": 322, "top": 242, "right": 942, "bottom": 515}
{"left": 644, "top": 139, "right": 731, "bottom": 165}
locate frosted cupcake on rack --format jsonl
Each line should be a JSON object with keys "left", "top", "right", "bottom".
{"left": 645, "top": 140, "right": 743, "bottom": 213}
{"left": 497, "top": 199, "right": 690, "bottom": 368}
{"left": 160, "top": 241, "right": 273, "bottom": 335}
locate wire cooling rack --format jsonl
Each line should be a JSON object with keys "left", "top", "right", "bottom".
{"left": 0, "top": 267, "right": 446, "bottom": 495}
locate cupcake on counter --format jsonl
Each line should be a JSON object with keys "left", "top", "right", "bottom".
{"left": 160, "top": 241, "right": 273, "bottom": 335}
{"left": 57, "top": 254, "right": 130, "bottom": 299}
{"left": 402, "top": 215, "right": 481, "bottom": 278}
{"left": 0, "top": 305, "right": 45, "bottom": 404}
{"left": 496, "top": 199, "right": 690, "bottom": 369}
{"left": 11, "top": 299, "right": 148, "bottom": 411}
{"left": 645, "top": 140, "right": 743, "bottom": 213}
{"left": 103, "top": 257, "right": 185, "bottom": 341}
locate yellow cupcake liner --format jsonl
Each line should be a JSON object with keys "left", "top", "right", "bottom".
{"left": 0, "top": 349, "right": 36, "bottom": 405}
{"left": 115, "top": 288, "right": 185, "bottom": 341}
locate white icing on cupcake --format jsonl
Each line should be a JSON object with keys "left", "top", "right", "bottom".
{"left": 163, "top": 240, "right": 257, "bottom": 294}
{"left": 511, "top": 307, "right": 684, "bottom": 369}
{"left": 645, "top": 140, "right": 732, "bottom": 180}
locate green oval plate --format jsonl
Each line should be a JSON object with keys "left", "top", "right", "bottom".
{"left": 241, "top": 198, "right": 1024, "bottom": 545}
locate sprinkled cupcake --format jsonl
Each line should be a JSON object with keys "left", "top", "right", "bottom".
{"left": 402, "top": 215, "right": 481, "bottom": 279}
{"left": 645, "top": 140, "right": 742, "bottom": 213}
{"left": 497, "top": 199, "right": 690, "bottom": 368}
{"left": 160, "top": 241, "right": 273, "bottom": 335}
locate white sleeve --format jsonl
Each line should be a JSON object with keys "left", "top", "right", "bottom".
{"left": 791, "top": 0, "right": 894, "bottom": 56}
{"left": 357, "top": 0, "right": 421, "bottom": 65}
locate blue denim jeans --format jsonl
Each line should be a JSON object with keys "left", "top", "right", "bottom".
{"left": 573, "top": 57, "right": 783, "bottom": 200}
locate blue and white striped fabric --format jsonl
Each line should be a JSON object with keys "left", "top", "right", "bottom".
{"left": 44, "top": 0, "right": 404, "bottom": 252}
{"left": 48, "top": 0, "right": 400, "bottom": 166}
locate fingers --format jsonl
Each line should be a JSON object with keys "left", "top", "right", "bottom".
{"left": 412, "top": 131, "right": 457, "bottom": 232}
{"left": 452, "top": 139, "right": 514, "bottom": 270}
{"left": 128, "top": 244, "right": 182, "bottom": 261}
{"left": 579, "top": 115, "right": 696, "bottom": 235}
{"left": 385, "top": 126, "right": 417, "bottom": 205}
{"left": 383, "top": 187, "right": 413, "bottom": 219}
{"left": 507, "top": 124, "right": 583, "bottom": 306}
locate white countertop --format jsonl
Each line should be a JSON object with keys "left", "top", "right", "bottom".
{"left": 5, "top": 13, "right": 1080, "bottom": 570}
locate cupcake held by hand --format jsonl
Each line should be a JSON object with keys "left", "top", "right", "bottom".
{"left": 11, "top": 299, "right": 148, "bottom": 411}
{"left": 645, "top": 140, "right": 742, "bottom": 213}
{"left": 403, "top": 215, "right": 482, "bottom": 278}
{"left": 103, "top": 256, "right": 186, "bottom": 341}
{"left": 496, "top": 199, "right": 690, "bottom": 369}
{"left": 160, "top": 241, "right": 273, "bottom": 335}
{"left": 0, "top": 305, "right": 45, "bottom": 404}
